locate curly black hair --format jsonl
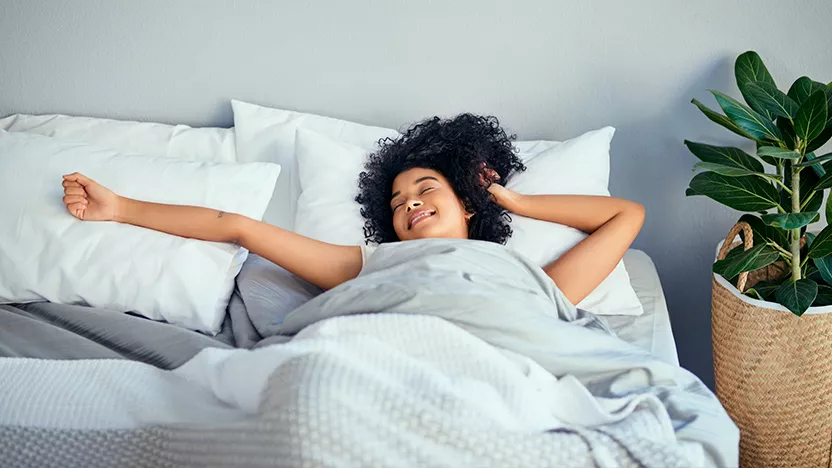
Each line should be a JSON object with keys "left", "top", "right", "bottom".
{"left": 355, "top": 113, "right": 526, "bottom": 245}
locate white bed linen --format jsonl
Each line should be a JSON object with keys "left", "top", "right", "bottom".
{"left": 610, "top": 249, "right": 678, "bottom": 365}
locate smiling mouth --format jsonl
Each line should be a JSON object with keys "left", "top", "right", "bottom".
{"left": 408, "top": 210, "right": 435, "bottom": 229}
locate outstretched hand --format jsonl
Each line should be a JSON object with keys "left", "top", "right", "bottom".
{"left": 61, "top": 172, "right": 120, "bottom": 221}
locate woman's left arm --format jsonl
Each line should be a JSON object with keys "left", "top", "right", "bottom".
{"left": 489, "top": 185, "right": 645, "bottom": 305}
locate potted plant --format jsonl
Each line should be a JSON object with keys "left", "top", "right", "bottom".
{"left": 686, "top": 50, "right": 832, "bottom": 467}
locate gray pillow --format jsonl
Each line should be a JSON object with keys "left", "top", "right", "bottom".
{"left": 231, "top": 254, "right": 323, "bottom": 344}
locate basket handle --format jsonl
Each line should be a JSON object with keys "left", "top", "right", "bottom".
{"left": 717, "top": 221, "right": 754, "bottom": 292}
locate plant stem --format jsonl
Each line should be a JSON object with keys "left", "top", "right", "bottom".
{"left": 763, "top": 175, "right": 792, "bottom": 194}
{"left": 791, "top": 168, "right": 802, "bottom": 280}
{"left": 769, "top": 242, "right": 793, "bottom": 258}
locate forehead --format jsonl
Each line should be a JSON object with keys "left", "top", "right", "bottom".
{"left": 391, "top": 167, "right": 446, "bottom": 194}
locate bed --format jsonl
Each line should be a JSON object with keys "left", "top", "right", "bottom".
{"left": 0, "top": 113, "right": 735, "bottom": 467}
{"left": 615, "top": 249, "right": 678, "bottom": 365}
{"left": 0, "top": 240, "right": 735, "bottom": 467}
{"left": 0, "top": 248, "right": 676, "bottom": 367}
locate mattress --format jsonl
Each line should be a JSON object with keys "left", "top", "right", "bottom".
{"left": 606, "top": 249, "right": 679, "bottom": 366}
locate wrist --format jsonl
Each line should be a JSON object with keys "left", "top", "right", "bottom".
{"left": 503, "top": 190, "right": 526, "bottom": 214}
{"left": 113, "top": 196, "right": 129, "bottom": 223}
{"left": 229, "top": 213, "right": 250, "bottom": 245}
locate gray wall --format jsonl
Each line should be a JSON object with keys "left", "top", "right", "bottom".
{"left": 3, "top": 0, "right": 832, "bottom": 387}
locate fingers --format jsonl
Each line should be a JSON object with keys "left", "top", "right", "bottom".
{"left": 63, "top": 186, "right": 86, "bottom": 196}
{"left": 66, "top": 202, "right": 86, "bottom": 220}
{"left": 62, "top": 195, "right": 88, "bottom": 206}
{"left": 62, "top": 179, "right": 84, "bottom": 190}
{"left": 62, "top": 172, "right": 93, "bottom": 187}
{"left": 485, "top": 167, "right": 500, "bottom": 182}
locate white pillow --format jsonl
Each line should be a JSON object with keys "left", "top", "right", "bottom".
{"left": 293, "top": 127, "right": 644, "bottom": 316}
{"left": 0, "top": 131, "right": 279, "bottom": 333}
{"left": 0, "top": 113, "right": 237, "bottom": 163}
{"left": 231, "top": 100, "right": 398, "bottom": 229}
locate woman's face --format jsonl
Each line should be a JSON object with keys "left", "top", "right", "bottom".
{"left": 390, "top": 167, "right": 471, "bottom": 242}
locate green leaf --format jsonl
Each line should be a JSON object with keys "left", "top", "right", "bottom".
{"left": 805, "top": 152, "right": 826, "bottom": 178}
{"left": 684, "top": 141, "right": 764, "bottom": 171}
{"left": 711, "top": 90, "right": 783, "bottom": 142}
{"left": 735, "top": 52, "right": 777, "bottom": 120}
{"left": 807, "top": 127, "right": 832, "bottom": 154}
{"left": 745, "top": 288, "right": 764, "bottom": 300}
{"left": 761, "top": 212, "right": 819, "bottom": 229}
{"left": 757, "top": 146, "right": 801, "bottom": 159}
{"left": 805, "top": 258, "right": 819, "bottom": 278}
{"left": 776, "top": 118, "right": 797, "bottom": 151}
{"left": 691, "top": 99, "right": 753, "bottom": 139}
{"left": 747, "top": 280, "right": 781, "bottom": 300}
{"left": 794, "top": 90, "right": 828, "bottom": 146}
{"left": 745, "top": 82, "right": 799, "bottom": 120}
{"left": 787, "top": 76, "right": 826, "bottom": 106}
{"left": 809, "top": 158, "right": 832, "bottom": 189}
{"left": 793, "top": 152, "right": 832, "bottom": 168}
{"left": 826, "top": 85, "right": 832, "bottom": 124}
{"left": 692, "top": 162, "right": 766, "bottom": 177}
{"left": 814, "top": 285, "right": 832, "bottom": 306}
{"left": 808, "top": 224, "right": 832, "bottom": 258}
{"left": 809, "top": 268, "right": 824, "bottom": 284}
{"left": 738, "top": 213, "right": 789, "bottom": 249}
{"left": 735, "top": 51, "right": 777, "bottom": 87}
{"left": 806, "top": 232, "right": 817, "bottom": 248}
{"left": 685, "top": 187, "right": 700, "bottom": 196}
{"left": 783, "top": 164, "right": 823, "bottom": 213}
{"left": 800, "top": 168, "right": 823, "bottom": 212}
{"left": 827, "top": 190, "right": 832, "bottom": 226}
{"left": 688, "top": 172, "right": 780, "bottom": 211}
{"left": 814, "top": 256, "right": 832, "bottom": 285}
{"left": 804, "top": 190, "right": 824, "bottom": 213}
{"left": 723, "top": 242, "right": 747, "bottom": 261}
{"left": 775, "top": 278, "right": 818, "bottom": 316}
{"left": 713, "top": 243, "right": 780, "bottom": 280}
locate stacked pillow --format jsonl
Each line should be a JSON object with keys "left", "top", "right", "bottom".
{"left": 232, "top": 101, "right": 643, "bottom": 316}
{"left": 0, "top": 113, "right": 236, "bottom": 163}
{"left": 0, "top": 117, "right": 278, "bottom": 333}
{"left": 232, "top": 100, "right": 398, "bottom": 230}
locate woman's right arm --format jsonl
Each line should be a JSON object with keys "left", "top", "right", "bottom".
{"left": 63, "top": 173, "right": 362, "bottom": 290}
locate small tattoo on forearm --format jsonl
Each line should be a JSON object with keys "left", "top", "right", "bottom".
{"left": 217, "top": 211, "right": 225, "bottom": 219}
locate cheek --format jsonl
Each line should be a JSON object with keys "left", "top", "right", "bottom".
{"left": 392, "top": 210, "right": 408, "bottom": 235}
{"left": 432, "top": 193, "right": 467, "bottom": 219}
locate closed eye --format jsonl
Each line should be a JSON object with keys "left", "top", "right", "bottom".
{"left": 420, "top": 186, "right": 435, "bottom": 195}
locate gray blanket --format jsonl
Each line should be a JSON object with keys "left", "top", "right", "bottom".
{"left": 0, "top": 252, "right": 320, "bottom": 367}
{"left": 0, "top": 238, "right": 738, "bottom": 467}
{"left": 0, "top": 302, "right": 233, "bottom": 367}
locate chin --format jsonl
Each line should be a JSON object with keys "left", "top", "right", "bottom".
{"left": 411, "top": 225, "right": 451, "bottom": 240}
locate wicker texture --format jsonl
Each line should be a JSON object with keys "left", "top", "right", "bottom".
{"left": 712, "top": 222, "right": 832, "bottom": 467}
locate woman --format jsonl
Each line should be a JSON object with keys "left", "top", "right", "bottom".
{"left": 61, "top": 114, "right": 644, "bottom": 306}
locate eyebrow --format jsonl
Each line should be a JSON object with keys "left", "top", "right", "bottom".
{"left": 391, "top": 176, "right": 439, "bottom": 200}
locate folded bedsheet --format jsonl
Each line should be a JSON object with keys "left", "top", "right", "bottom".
{"left": 0, "top": 252, "right": 316, "bottom": 367}
{"left": 0, "top": 238, "right": 738, "bottom": 467}
{"left": 0, "top": 302, "right": 233, "bottom": 369}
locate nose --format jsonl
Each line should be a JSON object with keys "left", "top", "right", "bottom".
{"left": 405, "top": 200, "right": 423, "bottom": 212}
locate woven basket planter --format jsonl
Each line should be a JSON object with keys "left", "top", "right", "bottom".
{"left": 712, "top": 222, "right": 832, "bottom": 467}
